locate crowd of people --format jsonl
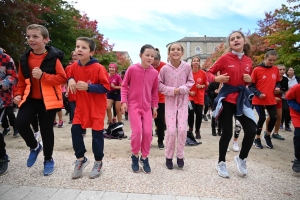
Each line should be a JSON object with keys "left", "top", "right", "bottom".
{"left": 0, "top": 25, "right": 299, "bottom": 181}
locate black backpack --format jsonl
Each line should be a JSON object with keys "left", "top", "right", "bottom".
{"left": 104, "top": 122, "right": 127, "bottom": 139}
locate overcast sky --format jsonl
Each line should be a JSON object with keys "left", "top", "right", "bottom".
{"left": 68, "top": 0, "right": 290, "bottom": 64}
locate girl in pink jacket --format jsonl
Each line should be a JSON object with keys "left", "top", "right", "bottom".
{"left": 159, "top": 43, "right": 194, "bottom": 169}
{"left": 121, "top": 44, "right": 158, "bottom": 174}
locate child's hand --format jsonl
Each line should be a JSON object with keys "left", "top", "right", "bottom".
{"left": 111, "top": 83, "right": 115, "bottom": 88}
{"left": 174, "top": 88, "right": 180, "bottom": 95}
{"left": 152, "top": 108, "right": 157, "bottom": 119}
{"left": 189, "top": 91, "right": 195, "bottom": 96}
{"left": 259, "top": 94, "right": 266, "bottom": 99}
{"left": 68, "top": 79, "right": 77, "bottom": 94}
{"left": 275, "top": 97, "right": 281, "bottom": 102}
{"left": 65, "top": 92, "right": 68, "bottom": 98}
{"left": 32, "top": 67, "right": 43, "bottom": 79}
{"left": 13, "top": 95, "right": 21, "bottom": 105}
{"left": 76, "top": 81, "right": 88, "bottom": 91}
{"left": 243, "top": 74, "right": 252, "bottom": 83}
{"left": 274, "top": 87, "right": 280, "bottom": 94}
{"left": 121, "top": 103, "right": 127, "bottom": 114}
{"left": 215, "top": 73, "right": 230, "bottom": 83}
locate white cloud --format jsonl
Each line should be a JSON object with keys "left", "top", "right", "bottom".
{"left": 69, "top": 0, "right": 288, "bottom": 28}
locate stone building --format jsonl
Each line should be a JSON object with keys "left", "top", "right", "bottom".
{"left": 166, "top": 36, "right": 227, "bottom": 66}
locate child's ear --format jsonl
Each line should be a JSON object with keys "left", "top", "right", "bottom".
{"left": 139, "top": 54, "right": 142, "bottom": 59}
{"left": 44, "top": 37, "right": 50, "bottom": 44}
{"left": 90, "top": 51, "right": 95, "bottom": 56}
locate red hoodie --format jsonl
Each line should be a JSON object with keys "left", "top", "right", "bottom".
{"left": 206, "top": 52, "right": 252, "bottom": 104}
{"left": 285, "top": 84, "right": 300, "bottom": 128}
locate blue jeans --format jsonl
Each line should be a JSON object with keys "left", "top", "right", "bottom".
{"left": 294, "top": 127, "right": 300, "bottom": 160}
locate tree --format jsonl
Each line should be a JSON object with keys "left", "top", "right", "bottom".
{"left": 202, "top": 43, "right": 226, "bottom": 69}
{"left": 0, "top": 0, "right": 51, "bottom": 61}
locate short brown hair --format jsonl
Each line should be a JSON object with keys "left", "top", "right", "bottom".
{"left": 76, "top": 37, "right": 96, "bottom": 52}
{"left": 26, "top": 24, "right": 49, "bottom": 38}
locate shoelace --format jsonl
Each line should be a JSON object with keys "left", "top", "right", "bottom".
{"left": 240, "top": 158, "right": 247, "bottom": 169}
{"left": 74, "top": 160, "right": 83, "bottom": 170}
{"left": 93, "top": 162, "right": 102, "bottom": 172}
{"left": 219, "top": 162, "right": 227, "bottom": 172}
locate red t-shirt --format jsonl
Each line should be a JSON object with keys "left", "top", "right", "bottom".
{"left": 285, "top": 84, "right": 300, "bottom": 128}
{"left": 155, "top": 61, "right": 166, "bottom": 103}
{"left": 251, "top": 66, "right": 280, "bottom": 105}
{"left": 189, "top": 69, "right": 207, "bottom": 105}
{"left": 109, "top": 73, "right": 122, "bottom": 92}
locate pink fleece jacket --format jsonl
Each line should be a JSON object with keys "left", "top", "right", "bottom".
{"left": 121, "top": 63, "right": 158, "bottom": 111}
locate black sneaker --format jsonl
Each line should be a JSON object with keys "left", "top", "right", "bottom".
{"left": 166, "top": 158, "right": 173, "bottom": 170}
{"left": 292, "top": 159, "right": 300, "bottom": 173}
{"left": 253, "top": 138, "right": 263, "bottom": 149}
{"left": 217, "top": 130, "right": 222, "bottom": 136}
{"left": 13, "top": 127, "right": 19, "bottom": 137}
{"left": 2, "top": 128, "right": 10, "bottom": 136}
{"left": 203, "top": 115, "right": 208, "bottom": 121}
{"left": 0, "top": 155, "right": 9, "bottom": 176}
{"left": 131, "top": 155, "right": 139, "bottom": 172}
{"left": 158, "top": 140, "right": 164, "bottom": 150}
{"left": 212, "top": 130, "right": 217, "bottom": 136}
{"left": 139, "top": 157, "right": 151, "bottom": 174}
{"left": 207, "top": 114, "right": 211, "bottom": 119}
{"left": 195, "top": 131, "right": 201, "bottom": 139}
{"left": 264, "top": 133, "right": 273, "bottom": 149}
{"left": 177, "top": 157, "right": 184, "bottom": 168}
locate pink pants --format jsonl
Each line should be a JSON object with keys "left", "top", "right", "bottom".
{"left": 165, "top": 108, "right": 188, "bottom": 159}
{"left": 129, "top": 108, "right": 153, "bottom": 158}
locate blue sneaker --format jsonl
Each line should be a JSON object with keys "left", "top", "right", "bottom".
{"left": 264, "top": 133, "right": 273, "bottom": 149}
{"left": 131, "top": 155, "right": 139, "bottom": 172}
{"left": 140, "top": 157, "right": 151, "bottom": 174}
{"left": 27, "top": 143, "right": 43, "bottom": 167}
{"left": 43, "top": 159, "right": 54, "bottom": 176}
{"left": 253, "top": 138, "right": 263, "bottom": 149}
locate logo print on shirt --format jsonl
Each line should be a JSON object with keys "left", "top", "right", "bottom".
{"left": 197, "top": 78, "right": 202, "bottom": 83}
{"left": 245, "top": 65, "right": 250, "bottom": 72}
{"left": 228, "top": 65, "right": 234, "bottom": 68}
{"left": 272, "top": 74, "right": 276, "bottom": 79}
{"left": 262, "top": 75, "right": 267, "bottom": 79}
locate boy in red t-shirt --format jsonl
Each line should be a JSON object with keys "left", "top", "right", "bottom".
{"left": 285, "top": 84, "right": 300, "bottom": 173}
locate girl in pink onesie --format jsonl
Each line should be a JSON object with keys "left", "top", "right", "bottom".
{"left": 158, "top": 43, "right": 195, "bottom": 169}
{"left": 121, "top": 44, "right": 158, "bottom": 174}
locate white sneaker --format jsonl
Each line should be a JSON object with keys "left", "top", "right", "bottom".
{"left": 34, "top": 131, "right": 40, "bottom": 142}
{"left": 232, "top": 141, "right": 240, "bottom": 152}
{"left": 216, "top": 161, "right": 229, "bottom": 178}
{"left": 234, "top": 156, "right": 247, "bottom": 176}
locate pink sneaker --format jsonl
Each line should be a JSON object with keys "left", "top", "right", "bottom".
{"left": 58, "top": 120, "right": 64, "bottom": 128}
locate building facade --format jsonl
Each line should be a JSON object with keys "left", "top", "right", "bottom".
{"left": 166, "top": 36, "right": 227, "bottom": 66}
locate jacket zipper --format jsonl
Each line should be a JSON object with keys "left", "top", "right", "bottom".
{"left": 53, "top": 86, "right": 60, "bottom": 100}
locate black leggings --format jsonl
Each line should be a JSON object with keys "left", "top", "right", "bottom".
{"left": 154, "top": 103, "right": 165, "bottom": 142}
{"left": 281, "top": 99, "right": 291, "bottom": 128}
{"left": 255, "top": 105, "right": 277, "bottom": 135}
{"left": 219, "top": 101, "right": 257, "bottom": 162}
{"left": 0, "top": 108, "right": 6, "bottom": 158}
{"left": 188, "top": 101, "right": 203, "bottom": 132}
{"left": 203, "top": 95, "right": 210, "bottom": 115}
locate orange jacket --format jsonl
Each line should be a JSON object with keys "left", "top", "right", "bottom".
{"left": 15, "top": 46, "right": 67, "bottom": 110}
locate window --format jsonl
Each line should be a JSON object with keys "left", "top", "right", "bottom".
{"left": 195, "top": 46, "right": 201, "bottom": 54}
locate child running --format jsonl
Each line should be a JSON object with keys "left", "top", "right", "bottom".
{"left": 14, "top": 24, "right": 66, "bottom": 176}
{"left": 67, "top": 37, "right": 110, "bottom": 179}
{"left": 159, "top": 43, "right": 194, "bottom": 169}
{"left": 285, "top": 83, "right": 300, "bottom": 173}
{"left": 121, "top": 44, "right": 158, "bottom": 174}
{"left": 249, "top": 49, "right": 280, "bottom": 149}
{"left": 207, "top": 30, "right": 257, "bottom": 178}
{"left": 188, "top": 56, "right": 207, "bottom": 139}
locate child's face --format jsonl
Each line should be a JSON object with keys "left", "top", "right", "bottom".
{"left": 152, "top": 59, "right": 160, "bottom": 68}
{"left": 140, "top": 48, "right": 155, "bottom": 67}
{"left": 168, "top": 44, "right": 183, "bottom": 61}
{"left": 72, "top": 52, "right": 79, "bottom": 62}
{"left": 109, "top": 65, "right": 116, "bottom": 73}
{"left": 191, "top": 58, "right": 200, "bottom": 70}
{"left": 278, "top": 66, "right": 286, "bottom": 76}
{"left": 229, "top": 32, "right": 245, "bottom": 52}
{"left": 75, "top": 40, "right": 93, "bottom": 62}
{"left": 26, "top": 29, "right": 49, "bottom": 53}
{"left": 264, "top": 55, "right": 277, "bottom": 66}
